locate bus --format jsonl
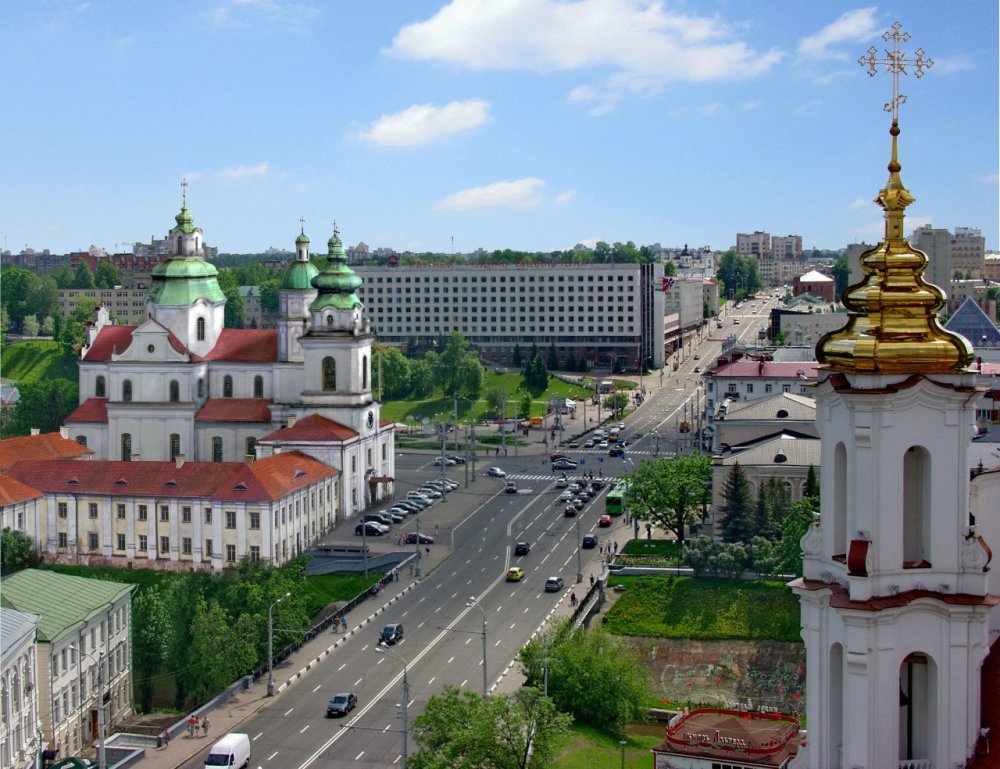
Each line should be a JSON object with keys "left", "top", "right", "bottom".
{"left": 605, "top": 479, "right": 629, "bottom": 516}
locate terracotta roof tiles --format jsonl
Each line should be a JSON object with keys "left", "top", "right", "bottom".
{"left": 203, "top": 329, "right": 278, "bottom": 362}
{"left": 260, "top": 414, "right": 358, "bottom": 442}
{"left": 64, "top": 398, "right": 109, "bottom": 424}
{"left": 0, "top": 432, "right": 94, "bottom": 473}
{"left": 196, "top": 398, "right": 273, "bottom": 423}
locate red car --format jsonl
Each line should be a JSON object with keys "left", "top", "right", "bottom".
{"left": 598, "top": 514, "right": 613, "bottom": 527}
{"left": 564, "top": 504, "right": 578, "bottom": 517}
{"left": 403, "top": 532, "right": 435, "bottom": 545}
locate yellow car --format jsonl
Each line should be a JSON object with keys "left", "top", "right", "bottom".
{"left": 506, "top": 567, "right": 525, "bottom": 582}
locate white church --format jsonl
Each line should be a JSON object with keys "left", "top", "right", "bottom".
{"left": 64, "top": 193, "right": 395, "bottom": 518}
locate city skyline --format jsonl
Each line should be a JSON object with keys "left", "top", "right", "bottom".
{"left": 3, "top": 1, "right": 997, "bottom": 256}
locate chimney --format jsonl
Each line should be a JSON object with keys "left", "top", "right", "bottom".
{"left": 131, "top": 454, "right": 139, "bottom": 462}
{"left": 60, "top": 426, "right": 69, "bottom": 440}
{"left": 175, "top": 453, "right": 185, "bottom": 469}
{"left": 287, "top": 414, "right": 297, "bottom": 428}
{"left": 245, "top": 454, "right": 255, "bottom": 464}
{"left": 30, "top": 428, "right": 40, "bottom": 436}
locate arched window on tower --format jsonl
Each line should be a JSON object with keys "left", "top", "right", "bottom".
{"left": 169, "top": 380, "right": 180, "bottom": 402}
{"left": 169, "top": 434, "right": 181, "bottom": 461}
{"left": 903, "top": 446, "right": 932, "bottom": 567}
{"left": 176, "top": 235, "right": 182, "bottom": 252}
{"left": 76, "top": 435, "right": 88, "bottom": 447}
{"left": 223, "top": 375, "right": 233, "bottom": 398}
{"left": 197, "top": 378, "right": 205, "bottom": 398}
{"left": 362, "top": 355, "right": 369, "bottom": 390}
{"left": 122, "top": 379, "right": 133, "bottom": 402}
{"left": 322, "top": 357, "right": 336, "bottom": 391}
{"left": 212, "top": 436, "right": 223, "bottom": 462}
{"left": 833, "top": 442, "right": 847, "bottom": 559}
{"left": 196, "top": 317, "right": 206, "bottom": 341}
{"left": 254, "top": 376, "right": 264, "bottom": 398}
{"left": 121, "top": 433, "right": 132, "bottom": 461}
{"left": 95, "top": 375, "right": 106, "bottom": 398}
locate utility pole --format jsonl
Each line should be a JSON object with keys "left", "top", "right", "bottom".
{"left": 267, "top": 592, "right": 291, "bottom": 695}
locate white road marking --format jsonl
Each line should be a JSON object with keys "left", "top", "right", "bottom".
{"left": 428, "top": 676, "right": 436, "bottom": 685}
{"left": 354, "top": 678, "right": 363, "bottom": 686}
{"left": 355, "top": 752, "right": 365, "bottom": 761}
{"left": 268, "top": 751, "right": 278, "bottom": 760}
{"left": 312, "top": 685, "right": 321, "bottom": 693}
{"left": 337, "top": 664, "right": 346, "bottom": 671}
{"left": 283, "top": 708, "right": 293, "bottom": 716}
{"left": 300, "top": 725, "right": 310, "bottom": 734}
{"left": 447, "top": 656, "right": 454, "bottom": 664}
{"left": 253, "top": 732, "right": 263, "bottom": 741}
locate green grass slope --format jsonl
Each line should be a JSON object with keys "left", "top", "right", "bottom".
{"left": 1, "top": 340, "right": 79, "bottom": 384}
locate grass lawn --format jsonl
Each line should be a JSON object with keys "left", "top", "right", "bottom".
{"left": 604, "top": 575, "right": 801, "bottom": 642}
{"left": 1, "top": 340, "right": 79, "bottom": 384}
{"left": 552, "top": 722, "right": 662, "bottom": 769}
{"left": 618, "top": 538, "right": 684, "bottom": 566}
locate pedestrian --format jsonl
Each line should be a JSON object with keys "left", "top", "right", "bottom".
{"left": 187, "top": 714, "right": 198, "bottom": 738}
{"left": 570, "top": 592, "right": 577, "bottom": 606}
{"left": 162, "top": 729, "right": 170, "bottom": 749}
{"left": 589, "top": 574, "right": 595, "bottom": 587}
{"left": 614, "top": 541, "right": 619, "bottom": 553}
{"left": 425, "top": 546, "right": 431, "bottom": 555}
{"left": 341, "top": 616, "right": 348, "bottom": 632}
{"left": 201, "top": 716, "right": 210, "bottom": 737}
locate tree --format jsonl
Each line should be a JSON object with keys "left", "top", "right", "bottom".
{"left": 217, "top": 269, "right": 245, "bottom": 328}
{"left": 0, "top": 528, "right": 36, "bottom": 574}
{"left": 438, "top": 332, "right": 471, "bottom": 396}
{"left": 832, "top": 255, "right": 850, "bottom": 300}
{"left": 259, "top": 278, "right": 279, "bottom": 313}
{"left": 512, "top": 344, "right": 522, "bottom": 368}
{"left": 518, "top": 390, "right": 532, "bottom": 420}
{"left": 2, "top": 379, "right": 79, "bottom": 438}
{"left": 720, "top": 463, "right": 755, "bottom": 543}
{"left": 409, "top": 358, "right": 434, "bottom": 398}
{"left": 663, "top": 261, "right": 677, "bottom": 276}
{"left": 456, "top": 353, "right": 484, "bottom": 400}
{"left": 626, "top": 454, "right": 712, "bottom": 546}
{"left": 1, "top": 266, "right": 36, "bottom": 330}
{"left": 485, "top": 387, "right": 507, "bottom": 420}
{"left": 133, "top": 586, "right": 173, "bottom": 712}
{"left": 524, "top": 354, "right": 548, "bottom": 390}
{"left": 72, "top": 261, "right": 95, "bottom": 289}
{"left": 21, "top": 314, "right": 39, "bottom": 337}
{"left": 605, "top": 391, "right": 629, "bottom": 418}
{"left": 519, "top": 619, "right": 650, "bottom": 730}
{"left": 376, "top": 346, "right": 412, "bottom": 399}
{"left": 411, "top": 686, "right": 571, "bottom": 769}
{"left": 772, "top": 499, "right": 819, "bottom": 577}
{"left": 804, "top": 464, "right": 819, "bottom": 500}
{"left": 26, "top": 275, "right": 59, "bottom": 321}
{"left": 183, "top": 598, "right": 256, "bottom": 705}
{"left": 94, "top": 260, "right": 121, "bottom": 289}
{"left": 547, "top": 343, "right": 559, "bottom": 371}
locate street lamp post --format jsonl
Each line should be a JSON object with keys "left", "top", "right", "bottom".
{"left": 69, "top": 645, "right": 106, "bottom": 769}
{"left": 466, "top": 596, "right": 489, "bottom": 698}
{"left": 575, "top": 513, "right": 583, "bottom": 584}
{"left": 267, "top": 591, "right": 291, "bottom": 696}
{"left": 620, "top": 739, "right": 628, "bottom": 769}
{"left": 375, "top": 645, "right": 410, "bottom": 769}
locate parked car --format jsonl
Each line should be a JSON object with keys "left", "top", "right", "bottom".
{"left": 694, "top": 366, "right": 702, "bottom": 373}
{"left": 390, "top": 506, "right": 416, "bottom": 517}
{"left": 355, "top": 522, "right": 386, "bottom": 537}
{"left": 506, "top": 566, "right": 525, "bottom": 582}
{"left": 405, "top": 494, "right": 432, "bottom": 507}
{"left": 383, "top": 510, "right": 407, "bottom": 523}
{"left": 418, "top": 487, "right": 443, "bottom": 499}
{"left": 445, "top": 454, "right": 466, "bottom": 465}
{"left": 433, "top": 456, "right": 457, "bottom": 466}
{"left": 552, "top": 459, "right": 578, "bottom": 471}
{"left": 326, "top": 692, "right": 358, "bottom": 717}
{"left": 582, "top": 533, "right": 598, "bottom": 549}
{"left": 487, "top": 467, "right": 507, "bottom": 477}
{"left": 379, "top": 623, "right": 404, "bottom": 645}
{"left": 403, "top": 532, "right": 434, "bottom": 545}
{"left": 544, "top": 576, "right": 565, "bottom": 592}
{"left": 564, "top": 504, "right": 578, "bottom": 517}
{"left": 363, "top": 513, "right": 393, "bottom": 526}
{"left": 393, "top": 500, "right": 420, "bottom": 513}
{"left": 505, "top": 481, "right": 518, "bottom": 494}
{"left": 598, "top": 514, "right": 613, "bottom": 527}
{"left": 514, "top": 541, "right": 531, "bottom": 556}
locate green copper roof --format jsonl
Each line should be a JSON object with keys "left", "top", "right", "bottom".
{"left": 174, "top": 204, "right": 197, "bottom": 234}
{"left": 280, "top": 260, "right": 320, "bottom": 290}
{"left": 296, "top": 232, "right": 310, "bottom": 245}
{"left": 149, "top": 257, "right": 226, "bottom": 305}
{"left": 310, "top": 227, "right": 363, "bottom": 309}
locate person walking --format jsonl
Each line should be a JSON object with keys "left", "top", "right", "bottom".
{"left": 201, "top": 716, "right": 210, "bottom": 737}
{"left": 187, "top": 714, "right": 198, "bottom": 738}
{"left": 161, "top": 729, "right": 170, "bottom": 749}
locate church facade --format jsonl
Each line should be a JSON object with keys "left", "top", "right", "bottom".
{"left": 65, "top": 194, "right": 394, "bottom": 518}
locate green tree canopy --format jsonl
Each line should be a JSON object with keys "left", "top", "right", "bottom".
{"left": 720, "top": 463, "right": 755, "bottom": 543}
{"left": 626, "top": 454, "right": 712, "bottom": 546}
{"left": 832, "top": 254, "right": 850, "bottom": 300}
{"left": 518, "top": 390, "right": 532, "bottom": 420}
{"left": 0, "top": 528, "right": 37, "bottom": 575}
{"left": 133, "top": 586, "right": 173, "bottom": 712}
{"left": 94, "top": 260, "right": 121, "bottom": 289}
{"left": 217, "top": 269, "right": 245, "bottom": 328}
{"left": 605, "top": 391, "right": 629, "bottom": 418}
{"left": 456, "top": 353, "right": 485, "bottom": 399}
{"left": 72, "top": 261, "right": 95, "bottom": 289}
{"left": 2, "top": 379, "right": 79, "bottom": 438}
{"left": 27, "top": 275, "right": 60, "bottom": 322}
{"left": 376, "top": 346, "right": 412, "bottom": 399}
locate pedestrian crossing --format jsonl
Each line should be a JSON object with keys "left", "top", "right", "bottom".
{"left": 506, "top": 473, "right": 622, "bottom": 482}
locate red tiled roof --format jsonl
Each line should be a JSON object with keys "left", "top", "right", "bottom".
{"left": 0, "top": 432, "right": 94, "bottom": 473}
{"left": 65, "top": 398, "right": 109, "bottom": 424}
{"left": 203, "top": 329, "right": 278, "bottom": 362}
{"left": 196, "top": 398, "right": 273, "bottom": 423}
{"left": 260, "top": 414, "right": 357, "bottom": 442}
{"left": 7, "top": 452, "right": 335, "bottom": 502}
{"left": 81, "top": 326, "right": 137, "bottom": 362}
{"left": 713, "top": 360, "right": 821, "bottom": 379}
{"left": 790, "top": 578, "right": 1000, "bottom": 611}
{"left": 0, "top": 475, "right": 43, "bottom": 504}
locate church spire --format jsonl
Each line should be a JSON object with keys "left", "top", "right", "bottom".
{"left": 816, "top": 23, "right": 972, "bottom": 374}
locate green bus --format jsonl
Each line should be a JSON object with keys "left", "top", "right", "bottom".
{"left": 605, "top": 479, "right": 629, "bottom": 516}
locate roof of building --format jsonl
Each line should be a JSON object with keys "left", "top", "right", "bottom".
{"left": 0, "top": 384, "right": 20, "bottom": 405}
{"left": 64, "top": 398, "right": 109, "bottom": 424}
{"left": 81, "top": 320, "right": 188, "bottom": 362}
{"left": 202, "top": 329, "right": 278, "bottom": 362}
{"left": 195, "top": 398, "right": 273, "bottom": 423}
{"left": 710, "top": 360, "right": 820, "bottom": 380}
{"left": 0, "top": 569, "right": 136, "bottom": 643}
{"left": 798, "top": 269, "right": 833, "bottom": 282}
{"left": 280, "top": 260, "right": 320, "bottom": 291}
{"left": 0, "top": 607, "right": 41, "bottom": 666}
{"left": 721, "top": 432, "right": 821, "bottom": 467}
{"left": 0, "top": 431, "right": 94, "bottom": 473}
{"left": 5, "top": 451, "right": 336, "bottom": 503}
{"left": 652, "top": 707, "right": 801, "bottom": 768}
{"left": 259, "top": 414, "right": 359, "bottom": 443}
{"left": 944, "top": 297, "right": 1000, "bottom": 347}
{"left": 0, "top": 475, "right": 44, "bottom": 504}
{"left": 721, "top": 392, "right": 817, "bottom": 422}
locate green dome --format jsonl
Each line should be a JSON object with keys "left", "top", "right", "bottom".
{"left": 296, "top": 232, "right": 310, "bottom": 245}
{"left": 310, "top": 226, "right": 363, "bottom": 310}
{"left": 280, "top": 260, "right": 320, "bottom": 290}
{"left": 149, "top": 257, "right": 225, "bottom": 305}
{"left": 174, "top": 204, "right": 196, "bottom": 234}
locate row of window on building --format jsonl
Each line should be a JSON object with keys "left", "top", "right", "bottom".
{"left": 93, "top": 374, "right": 266, "bottom": 401}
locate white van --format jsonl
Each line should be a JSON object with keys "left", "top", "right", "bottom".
{"left": 204, "top": 732, "right": 251, "bottom": 769}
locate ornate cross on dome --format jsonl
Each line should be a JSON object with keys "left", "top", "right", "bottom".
{"left": 299, "top": 215, "right": 305, "bottom": 233}
{"left": 858, "top": 21, "right": 933, "bottom": 122}
{"left": 181, "top": 176, "right": 188, "bottom": 206}
{"left": 332, "top": 220, "right": 339, "bottom": 238}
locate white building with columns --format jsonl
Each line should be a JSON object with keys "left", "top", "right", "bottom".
{"left": 0, "top": 608, "right": 42, "bottom": 769}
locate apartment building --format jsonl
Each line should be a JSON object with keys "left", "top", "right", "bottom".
{"left": 58, "top": 287, "right": 149, "bottom": 325}
{"left": 0, "top": 608, "right": 42, "bottom": 769}
{"left": 735, "top": 231, "right": 771, "bottom": 260}
{"left": 911, "top": 224, "right": 986, "bottom": 285}
{"left": 354, "top": 261, "right": 667, "bottom": 371}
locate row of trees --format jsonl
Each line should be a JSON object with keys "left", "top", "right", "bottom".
{"left": 715, "top": 250, "right": 762, "bottom": 301}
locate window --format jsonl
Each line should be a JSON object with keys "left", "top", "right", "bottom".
{"left": 159, "top": 536, "right": 170, "bottom": 553}
{"left": 245, "top": 437, "right": 256, "bottom": 459}
{"left": 138, "top": 534, "right": 147, "bottom": 551}
{"left": 117, "top": 504, "right": 126, "bottom": 519}
{"left": 169, "top": 380, "right": 180, "bottom": 402}
{"left": 96, "top": 375, "right": 106, "bottom": 398}
{"left": 196, "top": 317, "right": 205, "bottom": 341}
{"left": 58, "top": 502, "right": 68, "bottom": 518}
{"left": 322, "top": 356, "right": 336, "bottom": 391}
{"left": 212, "top": 436, "right": 223, "bottom": 462}
{"left": 254, "top": 375, "right": 264, "bottom": 398}
{"left": 169, "top": 433, "right": 180, "bottom": 461}
{"left": 746, "top": 384, "right": 754, "bottom": 394}
{"left": 182, "top": 537, "right": 192, "bottom": 555}
{"left": 88, "top": 532, "right": 99, "bottom": 550}
{"left": 362, "top": 355, "right": 368, "bottom": 389}
{"left": 205, "top": 539, "right": 213, "bottom": 557}
{"left": 76, "top": 435, "right": 87, "bottom": 447}
{"left": 122, "top": 379, "right": 133, "bottom": 401}
{"left": 160, "top": 505, "right": 169, "bottom": 522}
{"left": 204, "top": 507, "right": 212, "bottom": 524}
{"left": 223, "top": 375, "right": 233, "bottom": 398}
{"left": 250, "top": 545, "right": 260, "bottom": 562}
{"left": 249, "top": 512, "right": 260, "bottom": 530}
{"left": 182, "top": 506, "right": 192, "bottom": 523}
{"left": 225, "top": 511, "right": 236, "bottom": 529}
{"left": 226, "top": 544, "right": 237, "bottom": 562}
{"left": 197, "top": 378, "right": 205, "bottom": 398}
{"left": 89, "top": 503, "right": 98, "bottom": 518}
{"left": 121, "top": 433, "right": 132, "bottom": 461}
{"left": 116, "top": 534, "right": 126, "bottom": 551}
{"left": 138, "top": 504, "right": 147, "bottom": 521}
{"left": 58, "top": 532, "right": 68, "bottom": 548}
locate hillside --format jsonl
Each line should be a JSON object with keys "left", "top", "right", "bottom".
{"left": 1, "top": 340, "right": 79, "bottom": 385}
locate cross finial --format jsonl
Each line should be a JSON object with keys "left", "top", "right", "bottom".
{"left": 333, "top": 220, "right": 339, "bottom": 238}
{"left": 181, "top": 176, "right": 189, "bottom": 208}
{"left": 299, "top": 215, "right": 305, "bottom": 234}
{"left": 858, "top": 21, "right": 933, "bottom": 122}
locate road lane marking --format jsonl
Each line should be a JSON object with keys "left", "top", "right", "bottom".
{"left": 337, "top": 663, "right": 346, "bottom": 671}
{"left": 283, "top": 708, "right": 293, "bottom": 716}
{"left": 300, "top": 725, "right": 310, "bottom": 734}
{"left": 268, "top": 751, "right": 278, "bottom": 760}
{"left": 354, "top": 678, "right": 363, "bottom": 686}
{"left": 253, "top": 732, "right": 263, "bottom": 741}
{"left": 312, "top": 685, "right": 321, "bottom": 692}
{"left": 428, "top": 676, "right": 436, "bottom": 685}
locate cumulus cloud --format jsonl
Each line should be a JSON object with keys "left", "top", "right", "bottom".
{"left": 217, "top": 162, "right": 270, "bottom": 179}
{"left": 554, "top": 190, "right": 575, "bottom": 205}
{"left": 352, "top": 100, "right": 490, "bottom": 147}
{"left": 436, "top": 178, "right": 547, "bottom": 210}
{"left": 933, "top": 53, "right": 974, "bottom": 75}
{"left": 208, "top": 0, "right": 319, "bottom": 29}
{"left": 388, "top": 0, "right": 782, "bottom": 112}
{"left": 798, "top": 7, "right": 880, "bottom": 61}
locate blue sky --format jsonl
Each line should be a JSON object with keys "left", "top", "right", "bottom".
{"left": 3, "top": 0, "right": 997, "bottom": 256}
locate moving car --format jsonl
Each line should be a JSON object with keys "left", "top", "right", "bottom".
{"left": 598, "top": 441, "right": 609, "bottom": 450}
{"left": 355, "top": 522, "right": 386, "bottom": 537}
{"left": 204, "top": 733, "right": 251, "bottom": 769}
{"left": 506, "top": 566, "right": 525, "bottom": 582}
{"left": 403, "top": 532, "right": 434, "bottom": 545}
{"left": 618, "top": 423, "right": 625, "bottom": 430}
{"left": 514, "top": 541, "right": 531, "bottom": 556}
{"left": 694, "top": 366, "right": 702, "bottom": 373}
{"left": 550, "top": 453, "right": 570, "bottom": 461}
{"left": 693, "top": 354, "right": 701, "bottom": 360}
{"left": 590, "top": 479, "right": 605, "bottom": 490}
{"left": 487, "top": 467, "right": 507, "bottom": 477}
{"left": 584, "top": 439, "right": 595, "bottom": 448}
{"left": 552, "top": 459, "right": 578, "bottom": 471}
{"left": 555, "top": 477, "right": 569, "bottom": 488}
{"left": 598, "top": 514, "right": 613, "bottom": 527}
{"left": 433, "top": 456, "right": 456, "bottom": 466}
{"left": 582, "top": 533, "right": 598, "bottom": 549}
{"left": 446, "top": 454, "right": 467, "bottom": 465}
{"left": 568, "top": 442, "right": 579, "bottom": 449}
{"left": 564, "top": 504, "right": 578, "bottom": 517}
{"left": 326, "top": 692, "right": 358, "bottom": 717}
{"left": 544, "top": 576, "right": 565, "bottom": 592}
{"left": 505, "top": 481, "right": 518, "bottom": 494}
{"left": 609, "top": 446, "right": 624, "bottom": 457}
{"left": 379, "top": 623, "right": 404, "bottom": 645}
{"left": 558, "top": 490, "right": 574, "bottom": 502}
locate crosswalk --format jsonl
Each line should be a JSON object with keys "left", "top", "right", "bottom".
{"left": 505, "top": 473, "right": 622, "bottom": 482}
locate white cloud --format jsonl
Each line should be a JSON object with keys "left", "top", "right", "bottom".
{"left": 388, "top": 0, "right": 783, "bottom": 112}
{"left": 436, "top": 178, "right": 546, "bottom": 210}
{"left": 700, "top": 102, "right": 722, "bottom": 116}
{"left": 741, "top": 100, "right": 762, "bottom": 111}
{"left": 934, "top": 53, "right": 973, "bottom": 75}
{"left": 554, "top": 191, "right": 575, "bottom": 205}
{"left": 208, "top": 0, "right": 319, "bottom": 29}
{"left": 793, "top": 99, "right": 823, "bottom": 115}
{"left": 114, "top": 35, "right": 136, "bottom": 47}
{"left": 217, "top": 162, "right": 270, "bottom": 179}
{"left": 352, "top": 100, "right": 490, "bottom": 147}
{"left": 798, "top": 7, "right": 880, "bottom": 60}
